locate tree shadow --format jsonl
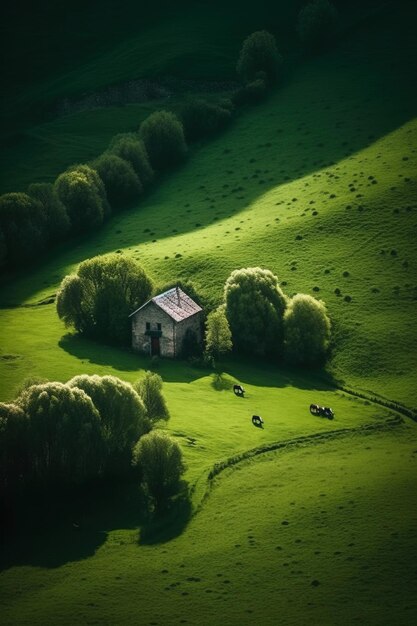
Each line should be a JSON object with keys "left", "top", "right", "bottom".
{"left": 0, "top": 478, "right": 145, "bottom": 572}
{"left": 211, "top": 371, "right": 235, "bottom": 391}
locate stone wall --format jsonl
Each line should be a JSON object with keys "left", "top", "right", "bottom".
{"left": 175, "top": 311, "right": 203, "bottom": 355}
{"left": 132, "top": 302, "right": 175, "bottom": 357}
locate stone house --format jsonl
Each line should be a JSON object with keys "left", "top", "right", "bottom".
{"left": 129, "top": 287, "right": 203, "bottom": 357}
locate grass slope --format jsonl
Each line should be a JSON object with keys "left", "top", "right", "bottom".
{"left": 1, "top": 2, "right": 416, "bottom": 407}
{"left": 1, "top": 425, "right": 416, "bottom": 625}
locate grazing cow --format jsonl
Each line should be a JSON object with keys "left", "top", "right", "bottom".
{"left": 252, "top": 415, "right": 264, "bottom": 428}
{"left": 310, "top": 404, "right": 334, "bottom": 420}
{"left": 233, "top": 384, "right": 245, "bottom": 397}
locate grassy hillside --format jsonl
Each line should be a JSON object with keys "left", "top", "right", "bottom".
{"left": 1, "top": 424, "right": 416, "bottom": 625}
{"left": 1, "top": 1, "right": 416, "bottom": 407}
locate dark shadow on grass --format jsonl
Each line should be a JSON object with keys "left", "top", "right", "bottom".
{"left": 0, "top": 477, "right": 146, "bottom": 572}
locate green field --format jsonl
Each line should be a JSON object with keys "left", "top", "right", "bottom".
{"left": 1, "top": 1, "right": 416, "bottom": 624}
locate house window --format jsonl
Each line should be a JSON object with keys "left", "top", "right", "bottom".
{"left": 146, "top": 322, "right": 150, "bottom": 331}
{"left": 157, "top": 323, "right": 162, "bottom": 331}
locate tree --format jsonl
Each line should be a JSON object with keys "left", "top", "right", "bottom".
{"left": 56, "top": 253, "right": 153, "bottom": 344}
{"left": 68, "top": 374, "right": 149, "bottom": 474}
{"left": 140, "top": 111, "right": 187, "bottom": 170}
{"left": 205, "top": 306, "right": 232, "bottom": 359}
{"left": 16, "top": 382, "right": 103, "bottom": 485}
{"left": 0, "top": 402, "right": 29, "bottom": 498}
{"left": 91, "top": 153, "right": 143, "bottom": 209}
{"left": 54, "top": 164, "right": 110, "bottom": 233}
{"left": 27, "top": 182, "right": 70, "bottom": 242}
{"left": 283, "top": 293, "right": 331, "bottom": 365}
{"left": 0, "top": 192, "right": 47, "bottom": 266}
{"left": 132, "top": 431, "right": 185, "bottom": 509}
{"left": 134, "top": 371, "right": 170, "bottom": 423}
{"left": 108, "top": 134, "right": 154, "bottom": 187}
{"left": 237, "top": 30, "right": 283, "bottom": 84}
{"left": 224, "top": 267, "right": 287, "bottom": 357}
{"left": 180, "top": 100, "right": 232, "bottom": 141}
{"left": 297, "top": 0, "right": 338, "bottom": 52}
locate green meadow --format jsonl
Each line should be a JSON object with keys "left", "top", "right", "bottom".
{"left": 1, "top": 1, "right": 416, "bottom": 624}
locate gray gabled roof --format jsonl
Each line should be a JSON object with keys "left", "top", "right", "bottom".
{"left": 129, "top": 287, "right": 202, "bottom": 323}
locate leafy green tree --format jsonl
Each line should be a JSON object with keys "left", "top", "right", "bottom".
{"left": 0, "top": 192, "right": 47, "bottom": 266}
{"left": 132, "top": 431, "right": 185, "bottom": 509}
{"left": 17, "top": 382, "right": 103, "bottom": 485}
{"left": 140, "top": 111, "right": 187, "bottom": 170}
{"left": 91, "top": 153, "right": 143, "bottom": 209}
{"left": 205, "top": 306, "right": 232, "bottom": 359}
{"left": 68, "top": 374, "right": 149, "bottom": 474}
{"left": 0, "top": 402, "right": 29, "bottom": 497}
{"left": 297, "top": 0, "right": 338, "bottom": 52}
{"left": 54, "top": 164, "right": 110, "bottom": 233}
{"left": 27, "top": 182, "right": 70, "bottom": 241}
{"left": 224, "top": 267, "right": 287, "bottom": 357}
{"left": 237, "top": 31, "right": 283, "bottom": 84}
{"left": 232, "top": 78, "right": 268, "bottom": 106}
{"left": 108, "top": 134, "right": 154, "bottom": 187}
{"left": 134, "top": 371, "right": 170, "bottom": 423}
{"left": 56, "top": 253, "right": 153, "bottom": 344}
{"left": 180, "top": 100, "right": 232, "bottom": 141}
{"left": 283, "top": 293, "right": 331, "bottom": 365}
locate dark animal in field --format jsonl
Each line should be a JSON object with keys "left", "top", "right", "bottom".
{"left": 234, "top": 384, "right": 245, "bottom": 397}
{"left": 310, "top": 404, "right": 334, "bottom": 420}
{"left": 252, "top": 415, "right": 264, "bottom": 428}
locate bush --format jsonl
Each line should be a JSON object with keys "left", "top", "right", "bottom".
{"left": 205, "top": 305, "right": 232, "bottom": 359}
{"left": 91, "top": 153, "right": 143, "bottom": 209}
{"left": 54, "top": 164, "right": 110, "bottom": 233}
{"left": 16, "top": 382, "right": 103, "bottom": 485}
{"left": 237, "top": 30, "right": 283, "bottom": 84}
{"left": 0, "top": 192, "right": 47, "bottom": 267}
{"left": 134, "top": 372, "right": 170, "bottom": 424}
{"left": 68, "top": 374, "right": 149, "bottom": 474}
{"left": 232, "top": 78, "right": 268, "bottom": 106}
{"left": 297, "top": 0, "right": 338, "bottom": 52}
{"left": 132, "top": 431, "right": 185, "bottom": 508}
{"left": 108, "top": 133, "right": 154, "bottom": 187}
{"left": 224, "top": 267, "right": 287, "bottom": 357}
{"left": 27, "top": 182, "right": 70, "bottom": 242}
{"left": 283, "top": 293, "right": 331, "bottom": 365}
{"left": 140, "top": 111, "right": 187, "bottom": 170}
{"left": 56, "top": 253, "right": 153, "bottom": 344}
{"left": 180, "top": 100, "right": 232, "bottom": 141}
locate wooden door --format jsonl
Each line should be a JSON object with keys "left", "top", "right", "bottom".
{"left": 151, "top": 336, "right": 160, "bottom": 356}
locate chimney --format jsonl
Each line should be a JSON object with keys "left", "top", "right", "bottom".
{"left": 176, "top": 285, "right": 181, "bottom": 307}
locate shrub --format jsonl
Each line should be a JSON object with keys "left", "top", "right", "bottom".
{"left": 54, "top": 164, "right": 110, "bottom": 233}
{"left": 56, "top": 253, "right": 153, "bottom": 344}
{"left": 27, "top": 182, "right": 70, "bottom": 242}
{"left": 237, "top": 30, "right": 283, "bottom": 84}
{"left": 140, "top": 111, "right": 187, "bottom": 170}
{"left": 0, "top": 192, "right": 47, "bottom": 266}
{"left": 232, "top": 78, "right": 268, "bottom": 106}
{"left": 108, "top": 133, "right": 154, "bottom": 187}
{"left": 91, "top": 153, "right": 143, "bottom": 209}
{"left": 224, "top": 267, "right": 287, "bottom": 357}
{"left": 297, "top": 0, "right": 338, "bottom": 52}
{"left": 68, "top": 374, "right": 149, "bottom": 474}
{"left": 132, "top": 431, "right": 185, "bottom": 508}
{"left": 16, "top": 382, "right": 103, "bottom": 485}
{"left": 180, "top": 100, "right": 232, "bottom": 141}
{"left": 283, "top": 293, "right": 331, "bottom": 365}
{"left": 205, "top": 305, "right": 232, "bottom": 359}
{"left": 134, "top": 371, "right": 170, "bottom": 423}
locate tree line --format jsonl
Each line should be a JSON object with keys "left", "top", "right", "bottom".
{"left": 0, "top": 0, "right": 338, "bottom": 273}
{"left": 0, "top": 371, "right": 185, "bottom": 529}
